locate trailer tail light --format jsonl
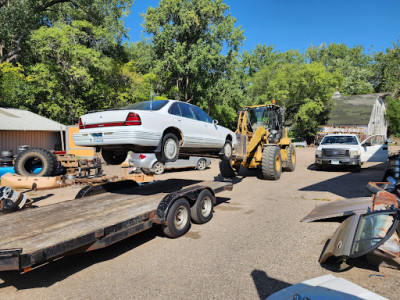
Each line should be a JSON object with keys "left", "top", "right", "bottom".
{"left": 79, "top": 118, "right": 84, "bottom": 129}
{"left": 139, "top": 154, "right": 146, "bottom": 159}
{"left": 125, "top": 113, "right": 141, "bottom": 126}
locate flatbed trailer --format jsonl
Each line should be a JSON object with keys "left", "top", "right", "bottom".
{"left": 0, "top": 179, "right": 232, "bottom": 272}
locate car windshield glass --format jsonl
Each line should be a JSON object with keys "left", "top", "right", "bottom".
{"left": 352, "top": 212, "right": 397, "bottom": 256}
{"left": 248, "top": 107, "right": 274, "bottom": 131}
{"left": 321, "top": 136, "right": 358, "bottom": 145}
{"left": 122, "top": 100, "right": 169, "bottom": 111}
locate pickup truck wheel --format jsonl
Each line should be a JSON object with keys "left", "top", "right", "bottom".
{"left": 283, "top": 144, "right": 296, "bottom": 172}
{"left": 191, "top": 189, "right": 214, "bottom": 224}
{"left": 162, "top": 133, "right": 179, "bottom": 162}
{"left": 196, "top": 158, "right": 207, "bottom": 171}
{"left": 152, "top": 161, "right": 165, "bottom": 175}
{"left": 314, "top": 163, "right": 323, "bottom": 171}
{"left": 162, "top": 198, "right": 191, "bottom": 238}
{"left": 262, "top": 146, "right": 282, "bottom": 180}
{"left": 101, "top": 149, "right": 127, "bottom": 165}
{"left": 351, "top": 164, "right": 361, "bottom": 173}
{"left": 219, "top": 159, "right": 237, "bottom": 178}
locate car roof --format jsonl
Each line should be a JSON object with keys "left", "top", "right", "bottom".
{"left": 324, "top": 134, "right": 358, "bottom": 137}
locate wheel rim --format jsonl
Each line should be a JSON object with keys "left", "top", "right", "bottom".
{"left": 291, "top": 151, "right": 296, "bottom": 165}
{"left": 197, "top": 160, "right": 206, "bottom": 170}
{"left": 164, "top": 138, "right": 178, "bottom": 159}
{"left": 275, "top": 155, "right": 281, "bottom": 172}
{"left": 174, "top": 206, "right": 188, "bottom": 229}
{"left": 153, "top": 162, "right": 164, "bottom": 174}
{"left": 200, "top": 195, "right": 212, "bottom": 217}
{"left": 224, "top": 143, "right": 232, "bottom": 158}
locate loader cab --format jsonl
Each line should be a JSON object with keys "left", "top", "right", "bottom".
{"left": 246, "top": 105, "right": 285, "bottom": 142}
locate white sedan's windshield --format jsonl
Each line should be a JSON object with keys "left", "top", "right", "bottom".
{"left": 321, "top": 136, "right": 358, "bottom": 145}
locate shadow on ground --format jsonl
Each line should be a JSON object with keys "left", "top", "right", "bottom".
{"left": 301, "top": 162, "right": 387, "bottom": 198}
{"left": 251, "top": 269, "right": 291, "bottom": 299}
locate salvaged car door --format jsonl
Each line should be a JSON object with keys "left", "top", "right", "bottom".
{"left": 319, "top": 210, "right": 400, "bottom": 263}
{"left": 191, "top": 105, "right": 223, "bottom": 148}
{"left": 360, "top": 134, "right": 388, "bottom": 162}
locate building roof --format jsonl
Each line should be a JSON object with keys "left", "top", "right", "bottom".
{"left": 0, "top": 108, "right": 66, "bottom": 131}
{"left": 326, "top": 93, "right": 386, "bottom": 126}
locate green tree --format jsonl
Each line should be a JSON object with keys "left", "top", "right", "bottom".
{"left": 0, "top": 0, "right": 133, "bottom": 64}
{"left": 248, "top": 62, "right": 343, "bottom": 140}
{"left": 386, "top": 98, "right": 400, "bottom": 137}
{"left": 142, "top": 0, "right": 244, "bottom": 105}
{"left": 306, "top": 43, "right": 373, "bottom": 95}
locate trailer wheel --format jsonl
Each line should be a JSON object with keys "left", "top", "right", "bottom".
{"left": 162, "top": 198, "right": 191, "bottom": 238}
{"left": 14, "top": 148, "right": 56, "bottom": 176}
{"left": 262, "top": 146, "right": 282, "bottom": 180}
{"left": 283, "top": 144, "right": 296, "bottom": 172}
{"left": 191, "top": 189, "right": 214, "bottom": 224}
{"left": 101, "top": 149, "right": 127, "bottom": 165}
{"left": 219, "top": 159, "right": 238, "bottom": 178}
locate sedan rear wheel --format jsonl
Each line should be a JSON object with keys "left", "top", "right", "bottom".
{"left": 162, "top": 133, "right": 179, "bottom": 162}
{"left": 152, "top": 161, "right": 165, "bottom": 175}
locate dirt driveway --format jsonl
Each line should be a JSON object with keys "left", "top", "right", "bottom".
{"left": 0, "top": 147, "right": 398, "bottom": 299}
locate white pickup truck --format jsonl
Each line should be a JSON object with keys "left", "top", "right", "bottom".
{"left": 315, "top": 134, "right": 388, "bottom": 171}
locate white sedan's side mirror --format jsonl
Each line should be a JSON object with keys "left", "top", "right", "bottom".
{"left": 213, "top": 119, "right": 218, "bottom": 125}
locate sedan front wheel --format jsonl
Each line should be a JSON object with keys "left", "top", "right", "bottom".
{"left": 161, "top": 133, "right": 179, "bottom": 162}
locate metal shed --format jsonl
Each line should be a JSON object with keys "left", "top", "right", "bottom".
{"left": 0, "top": 108, "right": 66, "bottom": 153}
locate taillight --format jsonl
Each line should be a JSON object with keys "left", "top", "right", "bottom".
{"left": 125, "top": 112, "right": 141, "bottom": 126}
{"left": 139, "top": 154, "right": 146, "bottom": 159}
{"left": 79, "top": 118, "right": 85, "bottom": 129}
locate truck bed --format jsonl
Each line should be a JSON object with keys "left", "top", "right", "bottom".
{"left": 0, "top": 179, "right": 232, "bottom": 271}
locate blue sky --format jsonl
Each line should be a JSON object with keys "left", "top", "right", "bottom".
{"left": 125, "top": 0, "right": 400, "bottom": 53}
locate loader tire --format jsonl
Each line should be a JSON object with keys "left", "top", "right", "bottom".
{"left": 262, "top": 146, "right": 282, "bottom": 180}
{"left": 219, "top": 159, "right": 237, "bottom": 178}
{"left": 14, "top": 148, "right": 55, "bottom": 177}
{"left": 283, "top": 144, "right": 296, "bottom": 172}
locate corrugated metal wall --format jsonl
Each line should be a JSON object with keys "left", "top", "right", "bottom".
{"left": 0, "top": 130, "right": 63, "bottom": 153}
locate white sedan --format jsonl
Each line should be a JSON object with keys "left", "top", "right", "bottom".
{"left": 73, "top": 100, "right": 237, "bottom": 164}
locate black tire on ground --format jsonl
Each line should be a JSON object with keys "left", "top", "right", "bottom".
{"left": 219, "top": 159, "right": 238, "bottom": 178}
{"left": 351, "top": 164, "right": 361, "bottom": 173}
{"left": 283, "top": 144, "right": 296, "bottom": 172}
{"left": 261, "top": 146, "right": 282, "bottom": 180}
{"left": 221, "top": 140, "right": 233, "bottom": 160}
{"left": 161, "top": 133, "right": 179, "bottom": 162}
{"left": 191, "top": 189, "right": 214, "bottom": 224}
{"left": 196, "top": 158, "right": 207, "bottom": 171}
{"left": 48, "top": 150, "right": 59, "bottom": 175}
{"left": 101, "top": 149, "right": 128, "bottom": 165}
{"left": 14, "top": 148, "right": 56, "bottom": 177}
{"left": 162, "top": 198, "right": 191, "bottom": 238}
{"left": 152, "top": 161, "right": 165, "bottom": 175}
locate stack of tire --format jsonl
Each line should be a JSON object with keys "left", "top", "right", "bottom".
{"left": 0, "top": 151, "right": 14, "bottom": 167}
{"left": 14, "top": 147, "right": 59, "bottom": 177}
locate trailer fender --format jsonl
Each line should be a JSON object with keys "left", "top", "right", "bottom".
{"left": 155, "top": 186, "right": 216, "bottom": 222}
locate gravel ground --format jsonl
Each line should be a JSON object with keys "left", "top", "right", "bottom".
{"left": 0, "top": 147, "right": 399, "bottom": 299}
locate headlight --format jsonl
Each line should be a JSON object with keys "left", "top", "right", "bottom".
{"left": 350, "top": 149, "right": 359, "bottom": 158}
{"left": 316, "top": 149, "right": 322, "bottom": 157}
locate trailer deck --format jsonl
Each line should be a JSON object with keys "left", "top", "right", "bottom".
{"left": 0, "top": 179, "right": 232, "bottom": 272}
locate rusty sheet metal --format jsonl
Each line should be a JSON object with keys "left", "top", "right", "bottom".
{"left": 301, "top": 197, "right": 372, "bottom": 223}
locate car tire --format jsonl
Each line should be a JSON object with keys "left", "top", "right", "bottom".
{"left": 101, "top": 149, "right": 128, "bottom": 165}
{"left": 219, "top": 159, "right": 238, "bottom": 178}
{"left": 314, "top": 163, "right": 323, "bottom": 171}
{"left": 14, "top": 148, "right": 56, "bottom": 177}
{"left": 161, "top": 133, "right": 179, "bottom": 162}
{"left": 221, "top": 140, "right": 233, "bottom": 160}
{"left": 261, "top": 146, "right": 282, "bottom": 180}
{"left": 162, "top": 198, "right": 191, "bottom": 238}
{"left": 196, "top": 158, "right": 207, "bottom": 171}
{"left": 152, "top": 161, "right": 165, "bottom": 175}
{"left": 283, "top": 144, "right": 296, "bottom": 172}
{"left": 191, "top": 189, "right": 214, "bottom": 224}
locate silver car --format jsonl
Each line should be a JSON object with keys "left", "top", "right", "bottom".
{"left": 130, "top": 153, "right": 211, "bottom": 175}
